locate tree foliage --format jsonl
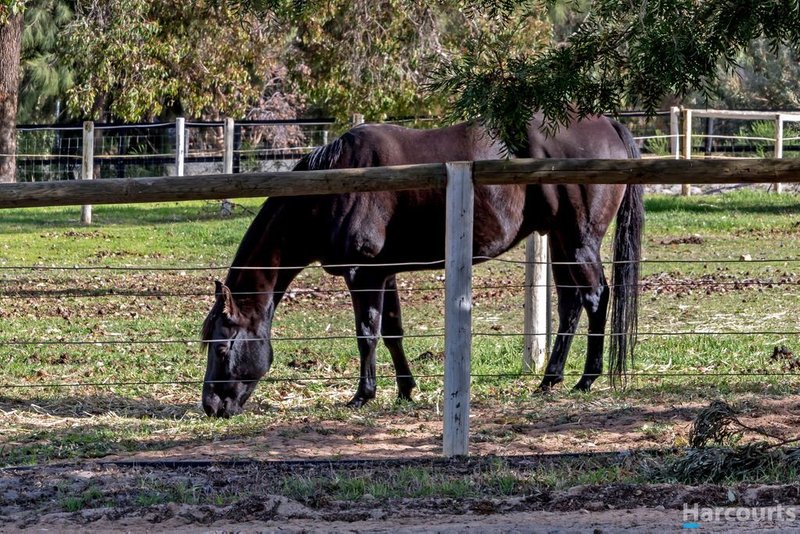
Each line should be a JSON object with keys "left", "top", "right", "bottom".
{"left": 279, "top": 1, "right": 549, "bottom": 123}
{"left": 0, "top": 0, "right": 27, "bottom": 25}
{"left": 13, "top": 0, "right": 800, "bottom": 133}
{"left": 717, "top": 40, "right": 800, "bottom": 110}
{"left": 62, "top": 0, "right": 299, "bottom": 122}
{"left": 432, "top": 0, "right": 800, "bottom": 149}
{"left": 18, "top": 0, "right": 73, "bottom": 123}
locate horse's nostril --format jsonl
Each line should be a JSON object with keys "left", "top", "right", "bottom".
{"left": 202, "top": 392, "right": 221, "bottom": 417}
{"left": 217, "top": 398, "right": 244, "bottom": 418}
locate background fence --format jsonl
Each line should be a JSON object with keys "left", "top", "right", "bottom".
{"left": 15, "top": 118, "right": 335, "bottom": 183}
{"left": 13, "top": 108, "right": 800, "bottom": 191}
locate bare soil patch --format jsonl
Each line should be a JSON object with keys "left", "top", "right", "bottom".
{"left": 4, "top": 395, "right": 800, "bottom": 532}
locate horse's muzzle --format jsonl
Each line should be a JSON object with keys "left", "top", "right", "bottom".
{"left": 202, "top": 391, "right": 243, "bottom": 418}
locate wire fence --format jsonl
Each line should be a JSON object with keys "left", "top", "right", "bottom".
{"left": 6, "top": 111, "right": 800, "bottom": 414}
{"left": 14, "top": 119, "right": 335, "bottom": 182}
{"left": 3, "top": 253, "right": 799, "bottom": 391}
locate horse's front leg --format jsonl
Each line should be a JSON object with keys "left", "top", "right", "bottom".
{"left": 382, "top": 275, "right": 416, "bottom": 401}
{"left": 344, "top": 269, "right": 387, "bottom": 408}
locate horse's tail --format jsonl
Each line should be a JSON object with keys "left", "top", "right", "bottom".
{"left": 608, "top": 120, "right": 644, "bottom": 386}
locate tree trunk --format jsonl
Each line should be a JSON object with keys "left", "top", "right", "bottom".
{"left": 0, "top": 14, "right": 23, "bottom": 183}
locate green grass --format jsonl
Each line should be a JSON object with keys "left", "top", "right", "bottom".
{"left": 59, "top": 485, "right": 106, "bottom": 512}
{"left": 3, "top": 191, "right": 800, "bottom": 469}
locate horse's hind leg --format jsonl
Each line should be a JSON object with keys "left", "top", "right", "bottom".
{"left": 381, "top": 275, "right": 417, "bottom": 401}
{"left": 569, "top": 245, "right": 609, "bottom": 392}
{"left": 537, "top": 260, "right": 583, "bottom": 391}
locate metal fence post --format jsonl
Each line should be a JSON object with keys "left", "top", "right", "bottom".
{"left": 175, "top": 117, "right": 185, "bottom": 177}
{"left": 523, "top": 233, "right": 549, "bottom": 372}
{"left": 443, "top": 161, "right": 474, "bottom": 458}
{"left": 775, "top": 114, "right": 784, "bottom": 194}
{"left": 670, "top": 106, "right": 681, "bottom": 159}
{"left": 80, "top": 121, "right": 94, "bottom": 224}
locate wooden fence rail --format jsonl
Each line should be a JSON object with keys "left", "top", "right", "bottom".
{"left": 2, "top": 158, "right": 800, "bottom": 209}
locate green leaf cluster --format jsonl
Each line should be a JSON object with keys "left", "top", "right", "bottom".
{"left": 62, "top": 0, "right": 294, "bottom": 122}
{"left": 434, "top": 0, "right": 800, "bottom": 150}
{"left": 18, "top": 0, "right": 73, "bottom": 123}
{"left": 0, "top": 0, "right": 27, "bottom": 25}
{"left": 282, "top": 1, "right": 551, "bottom": 124}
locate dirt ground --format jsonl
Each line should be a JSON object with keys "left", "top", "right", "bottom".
{"left": 4, "top": 394, "right": 800, "bottom": 532}
{"left": 3, "top": 461, "right": 800, "bottom": 532}
{"left": 97, "top": 395, "right": 800, "bottom": 463}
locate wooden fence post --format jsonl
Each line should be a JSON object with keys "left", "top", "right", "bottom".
{"left": 682, "top": 108, "right": 693, "bottom": 196}
{"left": 775, "top": 114, "right": 784, "bottom": 194}
{"left": 80, "top": 121, "right": 94, "bottom": 224}
{"left": 351, "top": 114, "right": 365, "bottom": 127}
{"left": 220, "top": 117, "right": 234, "bottom": 216}
{"left": 443, "top": 161, "right": 474, "bottom": 458}
{"left": 175, "top": 117, "right": 185, "bottom": 177}
{"left": 523, "top": 233, "right": 549, "bottom": 372}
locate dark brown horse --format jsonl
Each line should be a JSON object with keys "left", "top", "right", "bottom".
{"left": 201, "top": 116, "right": 643, "bottom": 417}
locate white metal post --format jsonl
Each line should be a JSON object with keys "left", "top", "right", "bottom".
{"left": 175, "top": 117, "right": 185, "bottom": 177}
{"left": 670, "top": 106, "right": 681, "bottom": 159}
{"left": 443, "top": 161, "right": 474, "bottom": 458}
{"left": 523, "top": 233, "right": 549, "bottom": 372}
{"left": 80, "top": 121, "right": 94, "bottom": 224}
{"left": 223, "top": 117, "right": 234, "bottom": 175}
{"left": 682, "top": 108, "right": 693, "bottom": 196}
{"left": 775, "top": 114, "right": 784, "bottom": 194}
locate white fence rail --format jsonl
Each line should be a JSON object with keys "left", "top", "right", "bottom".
{"left": 673, "top": 107, "right": 800, "bottom": 195}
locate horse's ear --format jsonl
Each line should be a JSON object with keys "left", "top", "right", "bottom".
{"left": 216, "top": 282, "right": 242, "bottom": 324}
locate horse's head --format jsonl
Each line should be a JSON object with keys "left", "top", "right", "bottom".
{"left": 201, "top": 281, "right": 273, "bottom": 418}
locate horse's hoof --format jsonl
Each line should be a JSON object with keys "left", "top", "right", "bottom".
{"left": 572, "top": 378, "right": 597, "bottom": 392}
{"left": 396, "top": 392, "right": 414, "bottom": 403}
{"left": 346, "top": 395, "right": 371, "bottom": 408}
{"left": 534, "top": 377, "right": 563, "bottom": 395}
{"left": 534, "top": 383, "right": 558, "bottom": 395}
{"left": 397, "top": 384, "right": 415, "bottom": 402}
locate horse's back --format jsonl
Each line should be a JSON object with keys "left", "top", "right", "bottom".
{"left": 521, "top": 114, "right": 637, "bottom": 236}
{"left": 526, "top": 113, "right": 633, "bottom": 159}
{"left": 331, "top": 122, "right": 505, "bottom": 167}
{"left": 295, "top": 122, "right": 521, "bottom": 267}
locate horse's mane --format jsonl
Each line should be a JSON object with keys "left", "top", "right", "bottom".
{"left": 294, "top": 137, "right": 346, "bottom": 171}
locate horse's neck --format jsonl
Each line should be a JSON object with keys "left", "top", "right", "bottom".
{"left": 225, "top": 197, "right": 317, "bottom": 322}
{"left": 227, "top": 247, "right": 306, "bottom": 317}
